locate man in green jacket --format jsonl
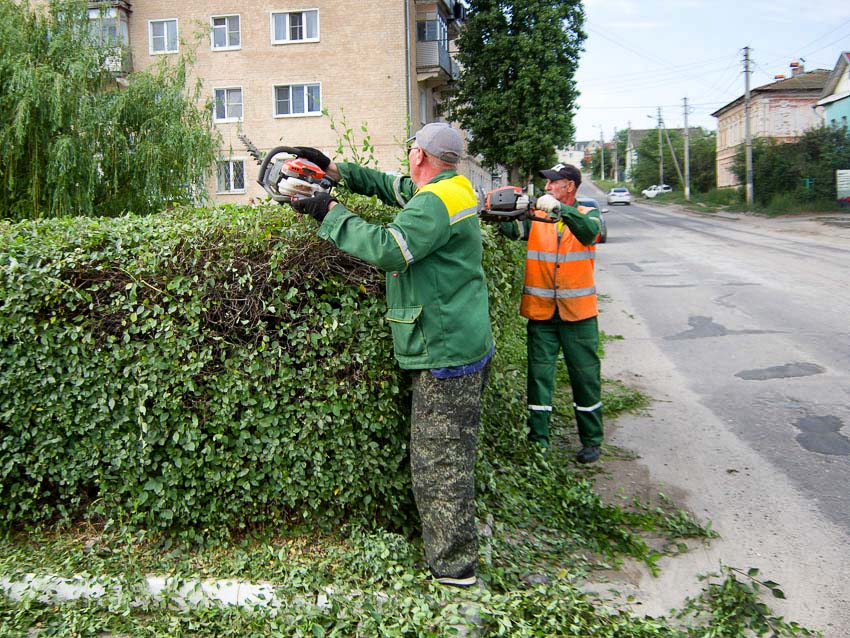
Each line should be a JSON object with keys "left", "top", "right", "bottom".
{"left": 288, "top": 122, "right": 494, "bottom": 588}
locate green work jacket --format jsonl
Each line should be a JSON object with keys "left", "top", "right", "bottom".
{"left": 317, "top": 162, "right": 494, "bottom": 370}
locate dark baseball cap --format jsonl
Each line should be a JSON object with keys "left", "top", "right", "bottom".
{"left": 539, "top": 163, "right": 582, "bottom": 186}
{"left": 406, "top": 122, "right": 464, "bottom": 164}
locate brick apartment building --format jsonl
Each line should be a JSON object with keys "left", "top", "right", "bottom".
{"left": 73, "top": 0, "right": 495, "bottom": 204}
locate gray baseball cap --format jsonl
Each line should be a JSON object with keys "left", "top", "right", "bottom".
{"left": 407, "top": 122, "right": 464, "bottom": 164}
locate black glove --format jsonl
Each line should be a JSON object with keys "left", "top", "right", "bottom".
{"left": 290, "top": 192, "right": 335, "bottom": 223}
{"left": 292, "top": 146, "right": 331, "bottom": 171}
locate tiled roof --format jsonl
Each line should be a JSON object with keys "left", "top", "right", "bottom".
{"left": 755, "top": 69, "right": 831, "bottom": 93}
{"left": 711, "top": 69, "right": 830, "bottom": 117}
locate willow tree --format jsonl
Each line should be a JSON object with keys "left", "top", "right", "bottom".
{"left": 0, "top": 0, "right": 220, "bottom": 220}
{"left": 446, "top": 0, "right": 586, "bottom": 184}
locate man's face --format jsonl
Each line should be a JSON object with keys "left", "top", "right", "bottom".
{"left": 545, "top": 178, "right": 576, "bottom": 204}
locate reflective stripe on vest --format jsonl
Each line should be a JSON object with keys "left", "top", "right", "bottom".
{"left": 520, "top": 205, "right": 597, "bottom": 322}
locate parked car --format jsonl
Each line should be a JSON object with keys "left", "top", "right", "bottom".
{"left": 576, "top": 197, "right": 607, "bottom": 244}
{"left": 641, "top": 184, "right": 673, "bottom": 198}
{"left": 607, "top": 186, "right": 631, "bottom": 205}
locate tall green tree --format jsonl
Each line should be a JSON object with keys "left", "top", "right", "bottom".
{"left": 446, "top": 0, "right": 586, "bottom": 184}
{"left": 0, "top": 0, "right": 220, "bottom": 220}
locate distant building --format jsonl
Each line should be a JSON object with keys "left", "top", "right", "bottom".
{"left": 35, "top": 0, "right": 495, "bottom": 204}
{"left": 556, "top": 143, "right": 589, "bottom": 169}
{"left": 815, "top": 52, "right": 850, "bottom": 130}
{"left": 711, "top": 63, "right": 829, "bottom": 189}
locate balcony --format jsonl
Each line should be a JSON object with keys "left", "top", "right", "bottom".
{"left": 416, "top": 40, "right": 459, "bottom": 86}
{"left": 103, "top": 46, "right": 133, "bottom": 78}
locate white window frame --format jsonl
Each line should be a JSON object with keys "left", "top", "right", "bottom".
{"left": 149, "top": 18, "right": 178, "bottom": 54}
{"left": 270, "top": 9, "right": 319, "bottom": 44}
{"left": 273, "top": 83, "right": 322, "bottom": 118}
{"left": 216, "top": 159, "right": 246, "bottom": 194}
{"left": 213, "top": 87, "right": 244, "bottom": 123}
{"left": 211, "top": 14, "right": 241, "bottom": 51}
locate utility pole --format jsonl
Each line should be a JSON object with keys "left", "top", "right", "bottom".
{"left": 683, "top": 97, "right": 691, "bottom": 200}
{"left": 744, "top": 47, "right": 754, "bottom": 206}
{"left": 612, "top": 127, "right": 619, "bottom": 182}
{"left": 657, "top": 107, "right": 664, "bottom": 186}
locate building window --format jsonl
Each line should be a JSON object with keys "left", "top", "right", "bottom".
{"left": 217, "top": 160, "right": 246, "bottom": 193}
{"left": 271, "top": 10, "right": 319, "bottom": 44}
{"left": 416, "top": 17, "right": 447, "bottom": 44}
{"left": 149, "top": 19, "right": 178, "bottom": 54}
{"left": 274, "top": 84, "right": 321, "bottom": 117}
{"left": 214, "top": 87, "right": 243, "bottom": 122}
{"left": 88, "top": 7, "right": 129, "bottom": 47}
{"left": 211, "top": 15, "right": 240, "bottom": 50}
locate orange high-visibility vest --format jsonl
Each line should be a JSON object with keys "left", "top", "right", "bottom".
{"left": 520, "top": 205, "right": 597, "bottom": 321}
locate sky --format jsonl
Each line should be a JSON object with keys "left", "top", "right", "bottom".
{"left": 571, "top": 0, "right": 850, "bottom": 143}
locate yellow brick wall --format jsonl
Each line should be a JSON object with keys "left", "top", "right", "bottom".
{"left": 129, "top": 1, "right": 416, "bottom": 203}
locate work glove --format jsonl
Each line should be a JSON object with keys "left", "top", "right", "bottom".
{"left": 290, "top": 192, "right": 335, "bottom": 223}
{"left": 534, "top": 194, "right": 562, "bottom": 215}
{"left": 292, "top": 146, "right": 331, "bottom": 171}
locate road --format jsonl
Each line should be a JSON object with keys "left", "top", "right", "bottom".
{"left": 582, "top": 184, "right": 850, "bottom": 636}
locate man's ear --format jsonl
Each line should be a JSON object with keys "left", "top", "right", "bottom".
{"left": 412, "top": 148, "right": 427, "bottom": 168}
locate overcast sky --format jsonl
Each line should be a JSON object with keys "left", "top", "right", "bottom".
{"left": 571, "top": 0, "right": 850, "bottom": 143}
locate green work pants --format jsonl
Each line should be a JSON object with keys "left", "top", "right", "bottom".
{"left": 526, "top": 316, "right": 603, "bottom": 448}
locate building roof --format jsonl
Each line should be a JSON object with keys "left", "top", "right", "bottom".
{"left": 819, "top": 52, "right": 850, "bottom": 100}
{"left": 711, "top": 69, "right": 831, "bottom": 117}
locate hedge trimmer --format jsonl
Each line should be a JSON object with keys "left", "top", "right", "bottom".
{"left": 478, "top": 186, "right": 561, "bottom": 223}
{"left": 239, "top": 134, "right": 335, "bottom": 204}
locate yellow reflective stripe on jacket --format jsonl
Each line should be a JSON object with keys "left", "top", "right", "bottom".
{"left": 417, "top": 175, "right": 479, "bottom": 225}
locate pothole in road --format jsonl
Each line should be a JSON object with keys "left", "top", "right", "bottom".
{"left": 794, "top": 415, "right": 850, "bottom": 456}
{"left": 668, "top": 315, "right": 776, "bottom": 340}
{"left": 735, "top": 362, "right": 825, "bottom": 380}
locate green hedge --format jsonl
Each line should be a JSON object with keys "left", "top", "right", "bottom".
{"left": 0, "top": 199, "right": 521, "bottom": 537}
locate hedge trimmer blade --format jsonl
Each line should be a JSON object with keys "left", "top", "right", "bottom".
{"left": 238, "top": 133, "right": 264, "bottom": 165}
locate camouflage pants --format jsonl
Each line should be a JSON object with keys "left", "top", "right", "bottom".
{"left": 410, "top": 364, "right": 488, "bottom": 579}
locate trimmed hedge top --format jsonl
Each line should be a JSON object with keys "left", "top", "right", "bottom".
{"left": 0, "top": 202, "right": 417, "bottom": 536}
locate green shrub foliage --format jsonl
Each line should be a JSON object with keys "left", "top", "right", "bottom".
{"left": 0, "top": 199, "right": 522, "bottom": 537}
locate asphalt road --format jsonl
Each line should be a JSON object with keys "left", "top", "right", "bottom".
{"left": 581, "top": 184, "right": 850, "bottom": 635}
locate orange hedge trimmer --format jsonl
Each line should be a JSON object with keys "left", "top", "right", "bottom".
{"left": 479, "top": 186, "right": 561, "bottom": 223}
{"left": 240, "top": 134, "right": 335, "bottom": 204}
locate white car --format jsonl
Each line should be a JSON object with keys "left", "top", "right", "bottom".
{"left": 641, "top": 184, "right": 673, "bottom": 198}
{"left": 607, "top": 187, "right": 631, "bottom": 205}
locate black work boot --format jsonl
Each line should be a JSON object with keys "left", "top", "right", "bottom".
{"left": 576, "top": 445, "right": 601, "bottom": 463}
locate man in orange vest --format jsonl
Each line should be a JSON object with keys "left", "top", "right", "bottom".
{"left": 499, "top": 163, "right": 604, "bottom": 462}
